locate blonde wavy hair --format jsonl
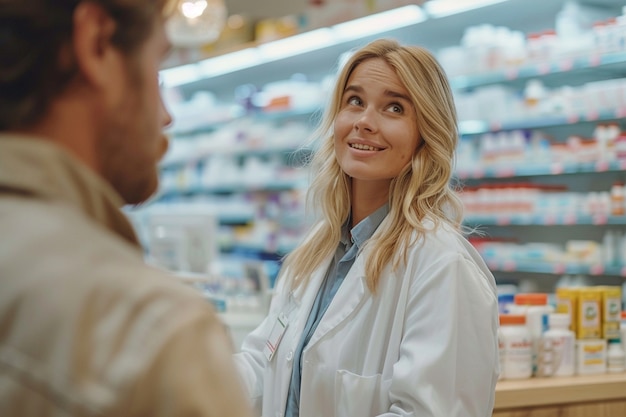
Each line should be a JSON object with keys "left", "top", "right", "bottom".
{"left": 281, "top": 38, "right": 464, "bottom": 293}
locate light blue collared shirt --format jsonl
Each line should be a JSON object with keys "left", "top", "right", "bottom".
{"left": 284, "top": 204, "right": 389, "bottom": 417}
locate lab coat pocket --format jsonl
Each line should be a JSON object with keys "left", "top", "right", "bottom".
{"left": 335, "top": 370, "right": 388, "bottom": 417}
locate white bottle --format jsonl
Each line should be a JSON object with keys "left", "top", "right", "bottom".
{"left": 621, "top": 312, "right": 626, "bottom": 355}
{"left": 499, "top": 314, "right": 533, "bottom": 380}
{"left": 509, "top": 293, "right": 554, "bottom": 375}
{"left": 607, "top": 340, "right": 625, "bottom": 373}
{"left": 540, "top": 313, "right": 576, "bottom": 377}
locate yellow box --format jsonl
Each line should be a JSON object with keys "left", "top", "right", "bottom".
{"left": 576, "top": 287, "right": 602, "bottom": 339}
{"left": 597, "top": 286, "right": 622, "bottom": 340}
{"left": 556, "top": 287, "right": 579, "bottom": 333}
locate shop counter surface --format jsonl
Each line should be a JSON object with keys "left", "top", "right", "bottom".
{"left": 494, "top": 373, "right": 626, "bottom": 416}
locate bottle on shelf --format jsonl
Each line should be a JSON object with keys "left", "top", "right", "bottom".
{"left": 610, "top": 181, "right": 625, "bottom": 216}
{"left": 508, "top": 293, "right": 554, "bottom": 375}
{"left": 538, "top": 313, "right": 576, "bottom": 377}
{"left": 499, "top": 314, "right": 533, "bottom": 380}
{"left": 607, "top": 339, "right": 625, "bottom": 373}
{"left": 620, "top": 311, "right": 626, "bottom": 354}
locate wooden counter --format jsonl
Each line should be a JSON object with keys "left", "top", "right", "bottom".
{"left": 494, "top": 373, "right": 626, "bottom": 417}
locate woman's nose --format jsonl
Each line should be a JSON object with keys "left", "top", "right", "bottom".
{"left": 354, "top": 107, "right": 377, "bottom": 133}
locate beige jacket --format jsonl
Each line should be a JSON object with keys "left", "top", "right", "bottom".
{"left": 0, "top": 135, "right": 252, "bottom": 417}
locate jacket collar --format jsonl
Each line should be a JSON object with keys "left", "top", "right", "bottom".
{"left": 0, "top": 134, "right": 140, "bottom": 248}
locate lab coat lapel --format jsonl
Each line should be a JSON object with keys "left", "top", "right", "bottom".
{"left": 289, "top": 254, "right": 332, "bottom": 335}
{"left": 306, "top": 253, "right": 368, "bottom": 348}
{"left": 272, "top": 256, "right": 332, "bottom": 414}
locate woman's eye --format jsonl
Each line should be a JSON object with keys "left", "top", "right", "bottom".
{"left": 347, "top": 96, "right": 362, "bottom": 106}
{"left": 388, "top": 104, "right": 404, "bottom": 113}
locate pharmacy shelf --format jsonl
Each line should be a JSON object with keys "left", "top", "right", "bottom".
{"left": 459, "top": 107, "right": 626, "bottom": 135}
{"left": 457, "top": 158, "right": 626, "bottom": 179}
{"left": 158, "top": 179, "right": 306, "bottom": 198}
{"left": 217, "top": 213, "right": 255, "bottom": 225}
{"left": 164, "top": 53, "right": 626, "bottom": 155}
{"left": 221, "top": 244, "right": 291, "bottom": 260}
{"left": 451, "top": 51, "right": 626, "bottom": 90}
{"left": 484, "top": 259, "right": 626, "bottom": 277}
{"left": 167, "top": 106, "right": 319, "bottom": 138}
{"left": 465, "top": 214, "right": 626, "bottom": 226}
{"left": 160, "top": 145, "right": 311, "bottom": 170}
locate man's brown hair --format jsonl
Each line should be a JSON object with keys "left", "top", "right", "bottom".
{"left": 0, "top": 0, "right": 172, "bottom": 130}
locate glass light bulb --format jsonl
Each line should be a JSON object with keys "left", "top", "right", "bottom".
{"left": 181, "top": 0, "right": 207, "bottom": 19}
{"left": 166, "top": 0, "right": 227, "bottom": 48}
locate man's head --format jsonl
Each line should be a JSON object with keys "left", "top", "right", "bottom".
{"left": 0, "top": 0, "right": 176, "bottom": 204}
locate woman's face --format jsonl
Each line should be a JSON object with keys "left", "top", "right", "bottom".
{"left": 334, "top": 58, "right": 421, "bottom": 191}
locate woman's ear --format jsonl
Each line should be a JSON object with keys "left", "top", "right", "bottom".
{"left": 415, "top": 139, "right": 426, "bottom": 153}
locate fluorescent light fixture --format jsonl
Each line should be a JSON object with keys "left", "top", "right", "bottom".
{"left": 160, "top": 63, "right": 205, "bottom": 88}
{"left": 333, "top": 5, "right": 427, "bottom": 41}
{"left": 424, "top": 0, "right": 509, "bottom": 18}
{"left": 160, "top": 5, "right": 428, "bottom": 87}
{"left": 257, "top": 28, "right": 335, "bottom": 61}
{"left": 197, "top": 47, "right": 262, "bottom": 78}
{"left": 458, "top": 120, "right": 488, "bottom": 135}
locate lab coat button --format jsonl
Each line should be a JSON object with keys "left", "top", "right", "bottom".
{"left": 286, "top": 351, "right": 293, "bottom": 361}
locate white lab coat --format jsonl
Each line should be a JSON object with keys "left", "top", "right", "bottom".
{"left": 235, "top": 221, "right": 499, "bottom": 417}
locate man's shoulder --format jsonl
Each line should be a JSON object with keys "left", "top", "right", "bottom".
{"left": 0, "top": 194, "right": 211, "bottom": 319}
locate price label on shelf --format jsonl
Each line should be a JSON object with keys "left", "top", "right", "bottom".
{"left": 595, "top": 161, "right": 609, "bottom": 172}
{"left": 496, "top": 216, "right": 511, "bottom": 226}
{"left": 621, "top": 266, "right": 626, "bottom": 277}
{"left": 537, "top": 62, "right": 551, "bottom": 74}
{"left": 503, "top": 260, "right": 516, "bottom": 271}
{"left": 472, "top": 168, "right": 485, "bottom": 179}
{"left": 550, "top": 163, "right": 564, "bottom": 175}
{"left": 592, "top": 214, "right": 608, "bottom": 225}
{"left": 559, "top": 59, "right": 573, "bottom": 72}
{"left": 505, "top": 68, "right": 518, "bottom": 80}
{"left": 563, "top": 213, "right": 577, "bottom": 225}
{"left": 490, "top": 121, "right": 502, "bottom": 131}
{"left": 553, "top": 263, "right": 566, "bottom": 274}
{"left": 589, "top": 264, "right": 605, "bottom": 275}
{"left": 544, "top": 214, "right": 557, "bottom": 225}
{"left": 494, "top": 167, "right": 515, "bottom": 178}
{"left": 615, "top": 108, "right": 626, "bottom": 119}
{"left": 586, "top": 110, "right": 599, "bottom": 121}
{"left": 589, "top": 54, "right": 601, "bottom": 67}
{"left": 487, "top": 260, "right": 499, "bottom": 270}
{"left": 566, "top": 114, "right": 579, "bottom": 124}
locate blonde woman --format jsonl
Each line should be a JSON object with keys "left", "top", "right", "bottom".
{"left": 235, "top": 38, "right": 499, "bottom": 417}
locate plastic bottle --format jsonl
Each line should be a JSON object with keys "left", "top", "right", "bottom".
{"left": 539, "top": 313, "right": 576, "bottom": 377}
{"left": 509, "top": 293, "right": 554, "bottom": 375}
{"left": 524, "top": 79, "right": 547, "bottom": 116}
{"left": 621, "top": 311, "right": 626, "bottom": 355}
{"left": 611, "top": 182, "right": 625, "bottom": 216}
{"left": 499, "top": 314, "right": 533, "bottom": 380}
{"left": 602, "top": 230, "right": 617, "bottom": 267}
{"left": 607, "top": 339, "right": 625, "bottom": 373}
{"left": 556, "top": 1, "right": 584, "bottom": 43}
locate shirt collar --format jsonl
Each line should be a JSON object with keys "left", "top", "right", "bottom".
{"left": 341, "top": 204, "right": 389, "bottom": 250}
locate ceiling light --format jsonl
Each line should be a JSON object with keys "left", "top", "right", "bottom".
{"left": 166, "top": 0, "right": 227, "bottom": 48}
{"left": 332, "top": 5, "right": 427, "bottom": 41}
{"left": 424, "top": 0, "right": 509, "bottom": 18}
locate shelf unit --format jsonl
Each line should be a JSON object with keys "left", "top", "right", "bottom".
{"left": 151, "top": 0, "right": 626, "bottom": 288}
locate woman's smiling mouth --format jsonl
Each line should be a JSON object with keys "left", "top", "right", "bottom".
{"left": 350, "top": 143, "right": 383, "bottom": 151}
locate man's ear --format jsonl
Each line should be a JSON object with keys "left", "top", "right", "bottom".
{"left": 71, "top": 2, "right": 121, "bottom": 90}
